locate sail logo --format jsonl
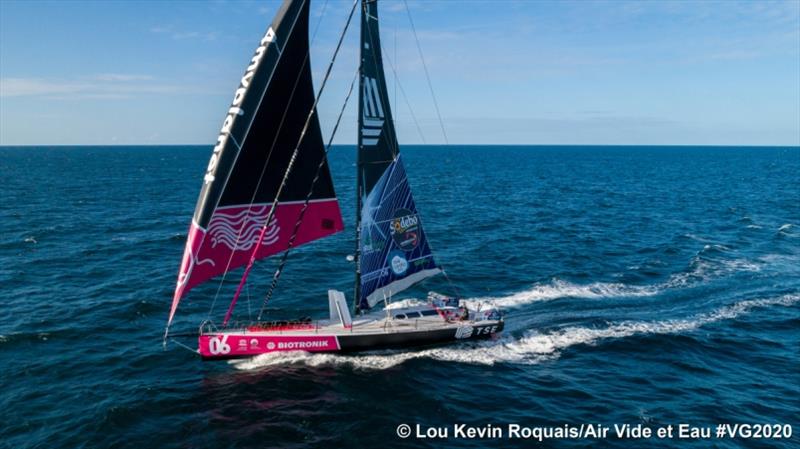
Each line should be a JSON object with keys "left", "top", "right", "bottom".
{"left": 204, "top": 27, "right": 276, "bottom": 185}
{"left": 207, "top": 204, "right": 280, "bottom": 252}
{"left": 390, "top": 209, "right": 419, "bottom": 250}
{"left": 389, "top": 251, "right": 409, "bottom": 275}
{"left": 361, "top": 76, "right": 384, "bottom": 146}
{"left": 276, "top": 340, "right": 330, "bottom": 350}
{"left": 455, "top": 326, "right": 474, "bottom": 339}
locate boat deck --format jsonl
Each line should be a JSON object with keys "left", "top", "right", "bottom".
{"left": 222, "top": 314, "right": 489, "bottom": 337}
{"left": 197, "top": 304, "right": 504, "bottom": 359}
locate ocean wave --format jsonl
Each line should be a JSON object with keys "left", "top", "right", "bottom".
{"left": 0, "top": 331, "right": 54, "bottom": 345}
{"left": 777, "top": 223, "right": 796, "bottom": 237}
{"left": 463, "top": 279, "right": 659, "bottom": 309}
{"left": 499, "top": 293, "right": 799, "bottom": 362}
{"left": 464, "top": 251, "right": 764, "bottom": 310}
{"left": 664, "top": 255, "right": 761, "bottom": 289}
{"left": 230, "top": 293, "right": 798, "bottom": 371}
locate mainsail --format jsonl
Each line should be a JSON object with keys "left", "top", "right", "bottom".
{"left": 168, "top": 0, "right": 344, "bottom": 326}
{"left": 356, "top": 0, "right": 440, "bottom": 311}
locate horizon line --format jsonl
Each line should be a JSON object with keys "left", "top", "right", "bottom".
{"left": 1, "top": 143, "right": 799, "bottom": 148}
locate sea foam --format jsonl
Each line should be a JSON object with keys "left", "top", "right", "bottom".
{"left": 231, "top": 293, "right": 798, "bottom": 371}
{"left": 463, "top": 253, "right": 763, "bottom": 311}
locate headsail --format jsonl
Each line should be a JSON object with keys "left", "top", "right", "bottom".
{"left": 356, "top": 0, "right": 440, "bottom": 311}
{"left": 168, "top": 0, "right": 344, "bottom": 326}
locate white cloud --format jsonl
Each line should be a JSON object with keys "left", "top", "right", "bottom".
{"left": 0, "top": 78, "right": 82, "bottom": 97}
{"left": 150, "top": 25, "right": 217, "bottom": 41}
{"left": 0, "top": 75, "right": 187, "bottom": 99}
{"left": 93, "top": 73, "right": 155, "bottom": 82}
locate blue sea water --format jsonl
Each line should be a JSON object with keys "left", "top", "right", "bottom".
{"left": 0, "top": 145, "right": 798, "bottom": 448}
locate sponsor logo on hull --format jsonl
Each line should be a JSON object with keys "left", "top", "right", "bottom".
{"left": 199, "top": 334, "right": 340, "bottom": 358}
{"left": 456, "top": 324, "right": 500, "bottom": 339}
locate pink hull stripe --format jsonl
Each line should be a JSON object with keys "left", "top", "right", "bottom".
{"left": 168, "top": 199, "right": 343, "bottom": 325}
{"left": 198, "top": 333, "right": 340, "bottom": 358}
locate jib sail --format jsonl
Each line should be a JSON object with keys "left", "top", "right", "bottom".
{"left": 168, "top": 0, "right": 343, "bottom": 326}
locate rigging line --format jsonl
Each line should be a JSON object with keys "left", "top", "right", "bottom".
{"left": 246, "top": 281, "right": 252, "bottom": 321}
{"left": 312, "top": 0, "right": 331, "bottom": 40}
{"left": 441, "top": 268, "right": 463, "bottom": 302}
{"left": 206, "top": 0, "right": 330, "bottom": 320}
{"left": 206, "top": 0, "right": 313, "bottom": 320}
{"left": 402, "top": 0, "right": 449, "bottom": 145}
{"left": 169, "top": 338, "right": 199, "bottom": 355}
{"left": 259, "top": 66, "right": 360, "bottom": 320}
{"left": 376, "top": 34, "right": 426, "bottom": 146}
{"left": 224, "top": 0, "right": 359, "bottom": 327}
{"left": 169, "top": 0, "right": 307, "bottom": 340}
{"left": 394, "top": 23, "right": 397, "bottom": 133}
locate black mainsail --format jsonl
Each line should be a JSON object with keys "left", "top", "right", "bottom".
{"left": 168, "top": 0, "right": 344, "bottom": 327}
{"left": 355, "top": 0, "right": 441, "bottom": 312}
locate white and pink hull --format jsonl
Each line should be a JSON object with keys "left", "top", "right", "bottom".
{"left": 198, "top": 318, "right": 504, "bottom": 360}
{"left": 199, "top": 333, "right": 341, "bottom": 359}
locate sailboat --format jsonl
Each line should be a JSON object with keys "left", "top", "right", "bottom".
{"left": 165, "top": 0, "right": 503, "bottom": 360}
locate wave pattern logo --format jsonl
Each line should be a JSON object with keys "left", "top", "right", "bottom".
{"left": 361, "top": 76, "right": 384, "bottom": 146}
{"left": 455, "top": 326, "right": 474, "bottom": 339}
{"left": 208, "top": 204, "right": 280, "bottom": 251}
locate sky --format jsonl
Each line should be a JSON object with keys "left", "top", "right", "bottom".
{"left": 0, "top": 0, "right": 798, "bottom": 146}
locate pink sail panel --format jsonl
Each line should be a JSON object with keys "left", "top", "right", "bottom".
{"left": 168, "top": 199, "right": 343, "bottom": 325}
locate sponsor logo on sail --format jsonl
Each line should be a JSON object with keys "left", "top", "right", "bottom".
{"left": 204, "top": 27, "right": 276, "bottom": 185}
{"left": 390, "top": 208, "right": 419, "bottom": 250}
{"left": 207, "top": 204, "right": 280, "bottom": 252}
{"left": 361, "top": 76, "right": 384, "bottom": 146}
{"left": 389, "top": 251, "right": 409, "bottom": 275}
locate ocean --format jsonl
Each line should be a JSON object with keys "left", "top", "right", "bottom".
{"left": 1, "top": 145, "right": 798, "bottom": 448}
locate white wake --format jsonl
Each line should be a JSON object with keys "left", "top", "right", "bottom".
{"left": 463, "top": 250, "right": 764, "bottom": 310}
{"left": 230, "top": 293, "right": 798, "bottom": 371}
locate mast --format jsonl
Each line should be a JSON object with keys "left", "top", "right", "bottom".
{"left": 353, "top": 177, "right": 362, "bottom": 316}
{"left": 353, "top": 0, "right": 367, "bottom": 316}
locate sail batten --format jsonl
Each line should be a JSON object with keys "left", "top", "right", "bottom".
{"left": 168, "top": 0, "right": 343, "bottom": 327}
{"left": 356, "top": 0, "right": 439, "bottom": 311}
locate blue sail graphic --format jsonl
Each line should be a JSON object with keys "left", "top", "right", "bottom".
{"left": 358, "top": 155, "right": 440, "bottom": 310}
